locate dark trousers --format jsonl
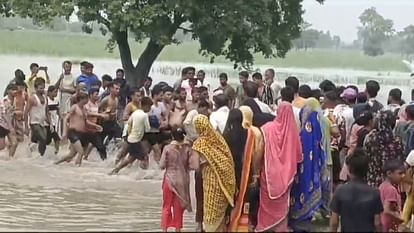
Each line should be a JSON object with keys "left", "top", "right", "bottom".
{"left": 86, "top": 132, "right": 107, "bottom": 160}
{"left": 101, "top": 120, "right": 122, "bottom": 144}
{"left": 195, "top": 169, "right": 203, "bottom": 223}
{"left": 30, "top": 124, "right": 47, "bottom": 156}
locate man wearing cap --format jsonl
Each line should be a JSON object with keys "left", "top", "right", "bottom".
{"left": 334, "top": 87, "right": 358, "bottom": 142}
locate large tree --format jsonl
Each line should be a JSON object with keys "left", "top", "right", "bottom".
{"left": 358, "top": 7, "right": 394, "bottom": 57}
{"left": 400, "top": 25, "right": 414, "bottom": 57}
{"left": 3, "top": 0, "right": 323, "bottom": 87}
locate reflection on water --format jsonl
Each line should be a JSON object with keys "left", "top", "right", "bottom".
{"left": 0, "top": 183, "right": 194, "bottom": 231}
{"left": 0, "top": 142, "right": 196, "bottom": 231}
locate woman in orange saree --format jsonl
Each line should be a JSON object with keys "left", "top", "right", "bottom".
{"left": 256, "top": 101, "right": 303, "bottom": 232}
{"left": 226, "top": 107, "right": 265, "bottom": 232}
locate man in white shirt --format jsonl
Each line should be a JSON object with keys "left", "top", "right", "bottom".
{"left": 210, "top": 94, "right": 230, "bottom": 134}
{"left": 265, "top": 68, "right": 282, "bottom": 104}
{"left": 110, "top": 97, "right": 152, "bottom": 175}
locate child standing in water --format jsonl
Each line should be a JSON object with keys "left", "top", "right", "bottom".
{"left": 160, "top": 127, "right": 198, "bottom": 232}
{"left": 46, "top": 86, "right": 61, "bottom": 155}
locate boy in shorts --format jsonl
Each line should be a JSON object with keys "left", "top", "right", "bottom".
{"left": 46, "top": 86, "right": 61, "bottom": 154}
{"left": 0, "top": 84, "right": 18, "bottom": 157}
{"left": 109, "top": 97, "right": 152, "bottom": 175}
{"left": 56, "top": 92, "right": 102, "bottom": 166}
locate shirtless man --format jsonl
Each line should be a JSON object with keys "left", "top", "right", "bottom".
{"left": 83, "top": 88, "right": 109, "bottom": 161}
{"left": 14, "top": 81, "right": 28, "bottom": 144}
{"left": 0, "top": 84, "right": 18, "bottom": 157}
{"left": 56, "top": 92, "right": 102, "bottom": 166}
{"left": 114, "top": 88, "right": 142, "bottom": 165}
{"left": 24, "top": 78, "right": 50, "bottom": 156}
{"left": 70, "top": 82, "right": 87, "bottom": 106}
{"left": 162, "top": 86, "right": 174, "bottom": 123}
{"left": 169, "top": 87, "right": 187, "bottom": 128}
{"left": 187, "top": 87, "right": 200, "bottom": 111}
{"left": 99, "top": 82, "right": 121, "bottom": 145}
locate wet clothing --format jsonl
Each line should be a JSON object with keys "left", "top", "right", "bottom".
{"left": 67, "top": 129, "right": 89, "bottom": 147}
{"left": 128, "top": 142, "right": 145, "bottom": 160}
{"left": 30, "top": 124, "right": 47, "bottom": 156}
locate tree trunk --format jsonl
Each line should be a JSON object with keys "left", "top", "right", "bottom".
{"left": 115, "top": 31, "right": 164, "bottom": 88}
{"left": 133, "top": 39, "right": 165, "bottom": 88}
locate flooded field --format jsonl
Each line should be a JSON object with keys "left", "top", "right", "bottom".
{"left": 0, "top": 142, "right": 196, "bottom": 231}
{"left": 0, "top": 54, "right": 407, "bottom": 231}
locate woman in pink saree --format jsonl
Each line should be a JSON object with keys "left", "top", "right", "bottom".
{"left": 256, "top": 101, "right": 303, "bottom": 232}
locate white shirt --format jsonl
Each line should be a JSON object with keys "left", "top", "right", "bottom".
{"left": 46, "top": 97, "right": 59, "bottom": 127}
{"left": 210, "top": 106, "right": 230, "bottom": 134}
{"left": 292, "top": 106, "right": 301, "bottom": 130}
{"left": 127, "top": 109, "right": 151, "bottom": 143}
{"left": 98, "top": 87, "right": 105, "bottom": 97}
{"left": 270, "top": 82, "right": 282, "bottom": 102}
{"left": 254, "top": 98, "right": 274, "bottom": 115}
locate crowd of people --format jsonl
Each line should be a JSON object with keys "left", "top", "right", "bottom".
{"left": 3, "top": 61, "right": 414, "bottom": 232}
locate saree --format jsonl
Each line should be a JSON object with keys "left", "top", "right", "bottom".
{"left": 223, "top": 109, "right": 248, "bottom": 188}
{"left": 364, "top": 110, "right": 404, "bottom": 187}
{"left": 239, "top": 106, "right": 265, "bottom": 230}
{"left": 289, "top": 98, "right": 330, "bottom": 232}
{"left": 192, "top": 115, "right": 236, "bottom": 232}
{"left": 228, "top": 127, "right": 255, "bottom": 232}
{"left": 256, "top": 102, "right": 303, "bottom": 232}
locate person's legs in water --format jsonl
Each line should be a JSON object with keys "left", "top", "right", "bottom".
{"left": 56, "top": 130, "right": 85, "bottom": 165}
{"left": 161, "top": 177, "right": 174, "bottom": 232}
{"left": 88, "top": 133, "right": 107, "bottom": 160}
{"left": 52, "top": 127, "right": 60, "bottom": 155}
{"left": 110, "top": 142, "right": 144, "bottom": 174}
{"left": 31, "top": 124, "right": 48, "bottom": 156}
{"left": 55, "top": 144, "right": 78, "bottom": 165}
{"left": 110, "top": 155, "right": 136, "bottom": 175}
{"left": 115, "top": 140, "right": 129, "bottom": 165}
{"left": 7, "top": 133, "right": 18, "bottom": 158}
{"left": 83, "top": 144, "right": 94, "bottom": 160}
{"left": 0, "top": 126, "right": 9, "bottom": 150}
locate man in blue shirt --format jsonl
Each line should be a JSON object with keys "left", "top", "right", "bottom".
{"left": 76, "top": 62, "right": 99, "bottom": 92}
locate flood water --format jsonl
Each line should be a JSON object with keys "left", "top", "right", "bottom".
{"left": 0, "top": 54, "right": 410, "bottom": 231}
{"left": 0, "top": 141, "right": 196, "bottom": 231}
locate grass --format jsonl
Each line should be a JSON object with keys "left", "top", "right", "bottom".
{"left": 0, "top": 29, "right": 409, "bottom": 72}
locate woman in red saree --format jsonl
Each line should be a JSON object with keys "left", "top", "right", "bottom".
{"left": 255, "top": 101, "right": 303, "bottom": 232}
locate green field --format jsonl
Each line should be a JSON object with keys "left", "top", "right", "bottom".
{"left": 0, "top": 29, "right": 409, "bottom": 72}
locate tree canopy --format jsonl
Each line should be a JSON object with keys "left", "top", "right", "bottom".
{"left": 358, "top": 7, "right": 394, "bottom": 57}
{"left": 2, "top": 0, "right": 323, "bottom": 87}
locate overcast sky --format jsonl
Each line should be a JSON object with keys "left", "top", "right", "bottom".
{"left": 303, "top": 0, "right": 414, "bottom": 43}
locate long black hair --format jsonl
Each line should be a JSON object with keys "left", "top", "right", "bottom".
{"left": 242, "top": 98, "right": 275, "bottom": 127}
{"left": 223, "top": 108, "right": 247, "bottom": 188}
